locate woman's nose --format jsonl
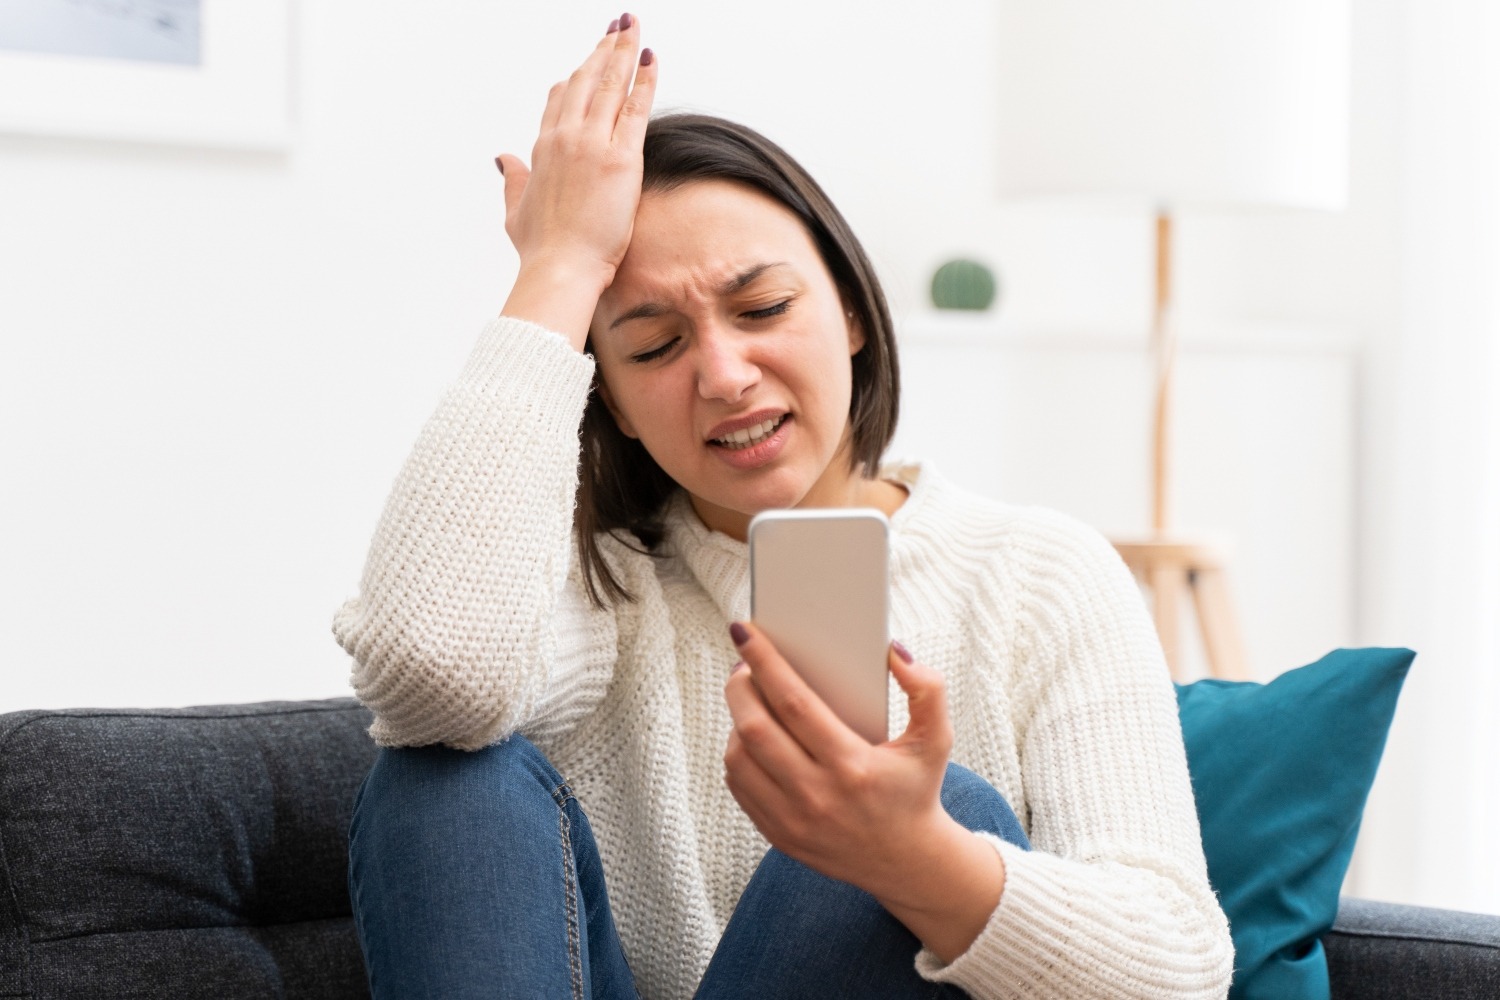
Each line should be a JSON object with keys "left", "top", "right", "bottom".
{"left": 694, "top": 329, "right": 760, "bottom": 402}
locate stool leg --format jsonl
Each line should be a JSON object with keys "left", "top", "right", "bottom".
{"left": 1191, "top": 567, "right": 1250, "bottom": 680}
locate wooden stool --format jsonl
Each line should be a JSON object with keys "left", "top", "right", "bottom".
{"left": 1112, "top": 536, "right": 1250, "bottom": 681}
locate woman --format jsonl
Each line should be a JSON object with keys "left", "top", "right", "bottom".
{"left": 338, "top": 16, "right": 1234, "bottom": 1000}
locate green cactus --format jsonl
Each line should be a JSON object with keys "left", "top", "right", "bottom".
{"left": 930, "top": 259, "right": 998, "bottom": 311}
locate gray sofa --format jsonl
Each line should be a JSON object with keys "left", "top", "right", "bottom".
{"left": 1, "top": 698, "right": 1496, "bottom": 999}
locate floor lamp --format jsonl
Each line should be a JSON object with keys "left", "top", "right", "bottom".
{"left": 993, "top": 0, "right": 1350, "bottom": 679}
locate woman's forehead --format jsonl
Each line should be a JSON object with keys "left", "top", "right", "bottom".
{"left": 635, "top": 181, "right": 808, "bottom": 246}
{"left": 619, "top": 181, "right": 825, "bottom": 286}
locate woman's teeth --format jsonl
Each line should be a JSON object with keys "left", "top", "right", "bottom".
{"left": 714, "top": 415, "right": 784, "bottom": 450}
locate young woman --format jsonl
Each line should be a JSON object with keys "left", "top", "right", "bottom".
{"left": 338, "top": 16, "right": 1234, "bottom": 1000}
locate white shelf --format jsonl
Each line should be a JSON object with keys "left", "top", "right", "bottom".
{"left": 896, "top": 311, "right": 1360, "bottom": 357}
{"left": 890, "top": 318, "right": 1358, "bottom": 683}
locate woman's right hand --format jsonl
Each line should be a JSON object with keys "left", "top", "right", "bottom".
{"left": 499, "top": 15, "right": 658, "bottom": 349}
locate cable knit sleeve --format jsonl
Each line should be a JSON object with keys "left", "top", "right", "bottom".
{"left": 916, "top": 510, "right": 1234, "bottom": 998}
{"left": 331, "top": 317, "right": 618, "bottom": 751}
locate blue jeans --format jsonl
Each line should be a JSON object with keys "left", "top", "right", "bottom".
{"left": 348, "top": 736, "right": 1030, "bottom": 999}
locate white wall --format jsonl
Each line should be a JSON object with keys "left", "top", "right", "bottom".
{"left": 1, "top": 0, "right": 1494, "bottom": 912}
{"left": 0, "top": 0, "right": 1356, "bottom": 705}
{"left": 0, "top": 0, "right": 1036, "bottom": 710}
{"left": 1349, "top": 0, "right": 1500, "bottom": 916}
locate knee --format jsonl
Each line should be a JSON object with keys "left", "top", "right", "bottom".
{"left": 940, "top": 764, "right": 1030, "bottom": 849}
{"left": 351, "top": 735, "right": 565, "bottom": 843}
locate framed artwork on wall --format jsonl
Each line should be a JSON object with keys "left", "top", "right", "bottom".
{"left": 0, "top": 0, "right": 289, "bottom": 150}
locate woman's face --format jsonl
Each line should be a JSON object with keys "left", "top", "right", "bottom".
{"left": 591, "top": 179, "right": 870, "bottom": 540}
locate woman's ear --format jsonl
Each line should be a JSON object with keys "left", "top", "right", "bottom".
{"left": 845, "top": 307, "right": 867, "bottom": 356}
{"left": 596, "top": 378, "right": 640, "bottom": 440}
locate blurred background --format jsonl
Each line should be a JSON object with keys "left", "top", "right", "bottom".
{"left": 1, "top": 1, "right": 1495, "bottom": 915}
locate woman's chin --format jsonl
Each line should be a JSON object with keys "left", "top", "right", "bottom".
{"left": 686, "top": 477, "right": 814, "bottom": 537}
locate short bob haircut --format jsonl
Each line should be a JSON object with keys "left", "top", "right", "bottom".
{"left": 576, "top": 112, "right": 900, "bottom": 607}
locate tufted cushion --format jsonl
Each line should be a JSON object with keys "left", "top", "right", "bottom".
{"left": 0, "top": 699, "right": 377, "bottom": 1000}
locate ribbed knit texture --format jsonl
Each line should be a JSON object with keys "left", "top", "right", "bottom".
{"left": 334, "top": 316, "right": 1235, "bottom": 999}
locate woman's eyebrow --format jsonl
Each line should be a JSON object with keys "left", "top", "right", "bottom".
{"left": 716, "top": 261, "right": 789, "bottom": 295}
{"left": 608, "top": 302, "right": 669, "bottom": 330}
{"left": 607, "top": 262, "right": 791, "bottom": 331}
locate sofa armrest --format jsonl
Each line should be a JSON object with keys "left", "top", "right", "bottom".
{"left": 0, "top": 698, "right": 377, "bottom": 999}
{"left": 1326, "top": 896, "right": 1500, "bottom": 1000}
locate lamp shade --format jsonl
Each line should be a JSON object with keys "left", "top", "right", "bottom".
{"left": 994, "top": 0, "right": 1350, "bottom": 211}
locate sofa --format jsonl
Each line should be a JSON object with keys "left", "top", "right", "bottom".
{"left": 1, "top": 697, "right": 1496, "bottom": 999}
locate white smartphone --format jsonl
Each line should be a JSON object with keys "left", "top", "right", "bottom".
{"left": 747, "top": 508, "right": 890, "bottom": 745}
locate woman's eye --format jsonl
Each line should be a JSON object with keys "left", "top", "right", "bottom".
{"left": 630, "top": 338, "right": 678, "bottom": 364}
{"left": 743, "top": 300, "right": 791, "bottom": 321}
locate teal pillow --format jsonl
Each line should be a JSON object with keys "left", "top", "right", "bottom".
{"left": 1176, "top": 647, "right": 1414, "bottom": 1000}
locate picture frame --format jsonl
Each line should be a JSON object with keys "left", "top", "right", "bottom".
{"left": 0, "top": 0, "right": 289, "bottom": 150}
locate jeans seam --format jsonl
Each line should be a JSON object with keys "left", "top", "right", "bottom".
{"left": 559, "top": 796, "right": 584, "bottom": 1000}
{"left": 348, "top": 833, "right": 379, "bottom": 995}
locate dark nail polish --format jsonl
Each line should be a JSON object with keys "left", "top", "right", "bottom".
{"left": 607, "top": 18, "right": 620, "bottom": 33}
{"left": 729, "top": 622, "right": 749, "bottom": 646}
{"left": 640, "top": 48, "right": 653, "bottom": 67}
{"left": 620, "top": 12, "right": 633, "bottom": 30}
{"left": 494, "top": 156, "right": 505, "bottom": 175}
{"left": 892, "top": 639, "right": 914, "bottom": 664}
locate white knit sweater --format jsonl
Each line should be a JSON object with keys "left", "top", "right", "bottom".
{"left": 334, "top": 316, "right": 1234, "bottom": 999}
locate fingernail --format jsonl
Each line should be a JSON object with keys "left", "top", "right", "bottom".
{"left": 494, "top": 156, "right": 505, "bottom": 175}
{"left": 892, "top": 639, "right": 914, "bottom": 664}
{"left": 729, "top": 622, "right": 749, "bottom": 647}
{"left": 640, "top": 47, "right": 653, "bottom": 67}
{"left": 620, "top": 12, "right": 634, "bottom": 30}
{"left": 731, "top": 660, "right": 746, "bottom": 674}
{"left": 607, "top": 18, "right": 620, "bottom": 33}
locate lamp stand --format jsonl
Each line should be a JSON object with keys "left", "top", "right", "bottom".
{"left": 1111, "top": 210, "right": 1250, "bottom": 680}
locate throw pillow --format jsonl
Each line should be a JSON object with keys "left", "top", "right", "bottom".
{"left": 1176, "top": 647, "right": 1414, "bottom": 1000}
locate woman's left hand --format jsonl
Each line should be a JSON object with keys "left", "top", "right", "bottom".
{"left": 724, "top": 622, "right": 1006, "bottom": 960}
{"left": 722, "top": 623, "right": 968, "bottom": 886}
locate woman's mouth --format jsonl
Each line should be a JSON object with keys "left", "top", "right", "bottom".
{"left": 710, "top": 414, "right": 789, "bottom": 450}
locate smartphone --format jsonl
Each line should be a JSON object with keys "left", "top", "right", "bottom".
{"left": 747, "top": 508, "right": 890, "bottom": 744}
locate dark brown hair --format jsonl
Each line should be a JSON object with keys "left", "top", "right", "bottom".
{"left": 576, "top": 113, "right": 900, "bottom": 606}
